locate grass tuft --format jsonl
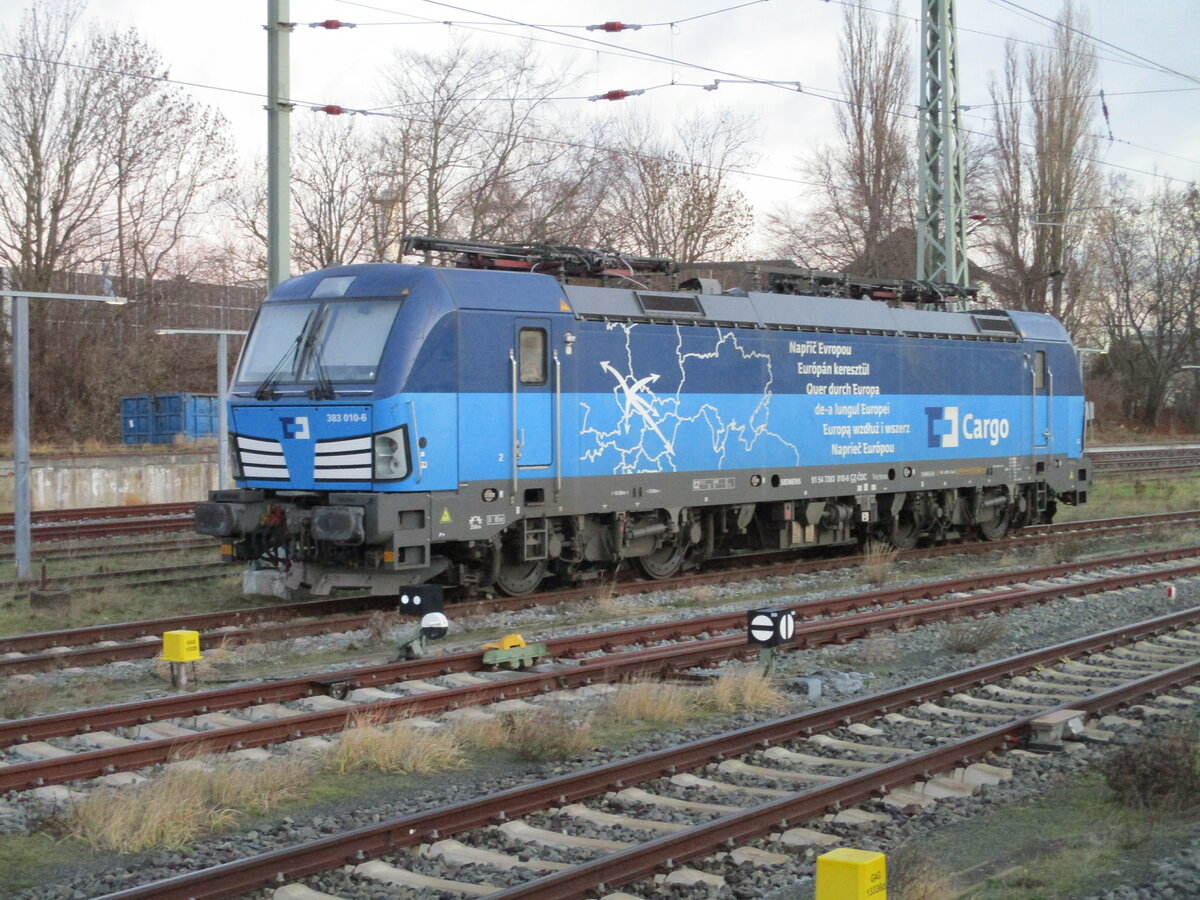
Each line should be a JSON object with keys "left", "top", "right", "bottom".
{"left": 321, "top": 711, "right": 465, "bottom": 775}
{"left": 706, "top": 667, "right": 786, "bottom": 712}
{"left": 861, "top": 540, "right": 899, "bottom": 586}
{"left": 506, "top": 710, "right": 593, "bottom": 761}
{"left": 942, "top": 617, "right": 1007, "bottom": 654}
{"left": 603, "top": 681, "right": 696, "bottom": 724}
{"left": 0, "top": 679, "right": 50, "bottom": 718}
{"left": 68, "top": 757, "right": 314, "bottom": 851}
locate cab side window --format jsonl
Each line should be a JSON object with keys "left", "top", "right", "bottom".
{"left": 519, "top": 328, "right": 547, "bottom": 385}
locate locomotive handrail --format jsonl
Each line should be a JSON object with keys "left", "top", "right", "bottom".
{"left": 407, "top": 400, "right": 422, "bottom": 484}
{"left": 509, "top": 348, "right": 519, "bottom": 503}
{"left": 554, "top": 349, "right": 563, "bottom": 501}
{"left": 1047, "top": 368, "right": 1055, "bottom": 456}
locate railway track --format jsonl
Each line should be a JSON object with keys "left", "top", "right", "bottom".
{"left": 84, "top": 603, "right": 1200, "bottom": 900}
{"left": 2, "top": 510, "right": 1197, "bottom": 676}
{"left": 2, "top": 547, "right": 1198, "bottom": 795}
{"left": 1090, "top": 444, "right": 1200, "bottom": 474}
{"left": 0, "top": 502, "right": 195, "bottom": 545}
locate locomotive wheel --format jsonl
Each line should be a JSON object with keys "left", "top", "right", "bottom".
{"left": 635, "top": 541, "right": 687, "bottom": 580}
{"left": 886, "top": 509, "right": 920, "bottom": 551}
{"left": 496, "top": 558, "right": 547, "bottom": 597}
{"left": 977, "top": 505, "right": 1010, "bottom": 541}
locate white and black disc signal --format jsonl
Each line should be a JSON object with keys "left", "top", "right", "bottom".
{"left": 747, "top": 607, "right": 795, "bottom": 647}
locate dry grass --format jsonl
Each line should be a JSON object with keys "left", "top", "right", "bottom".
{"left": 856, "top": 634, "right": 898, "bottom": 666}
{"left": 68, "top": 757, "right": 314, "bottom": 852}
{"left": 321, "top": 711, "right": 465, "bottom": 775}
{"left": 506, "top": 710, "right": 593, "bottom": 761}
{"left": 588, "top": 584, "right": 656, "bottom": 619}
{"left": 363, "top": 610, "right": 402, "bottom": 646}
{"left": 705, "top": 667, "right": 786, "bottom": 713}
{"left": 0, "top": 679, "right": 50, "bottom": 718}
{"left": 887, "top": 843, "right": 955, "bottom": 900}
{"left": 603, "top": 681, "right": 696, "bottom": 725}
{"left": 942, "top": 618, "right": 1008, "bottom": 654}
{"left": 449, "top": 714, "right": 511, "bottom": 751}
{"left": 683, "top": 584, "right": 720, "bottom": 607}
{"left": 861, "top": 540, "right": 899, "bottom": 586}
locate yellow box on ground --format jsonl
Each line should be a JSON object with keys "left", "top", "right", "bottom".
{"left": 161, "top": 630, "right": 201, "bottom": 662}
{"left": 815, "top": 848, "right": 887, "bottom": 900}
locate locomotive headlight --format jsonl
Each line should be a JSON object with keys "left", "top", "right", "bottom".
{"left": 373, "top": 425, "right": 412, "bottom": 481}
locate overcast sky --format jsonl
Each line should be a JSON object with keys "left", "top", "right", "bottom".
{"left": 3, "top": 0, "right": 1198, "bottom": 246}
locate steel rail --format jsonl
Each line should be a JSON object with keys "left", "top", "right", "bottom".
{"left": 4, "top": 542, "right": 1199, "bottom": 736}
{"left": 5, "top": 559, "right": 1200, "bottom": 791}
{"left": 89, "top": 604, "right": 1200, "bottom": 900}
{"left": 489, "top": 656, "right": 1200, "bottom": 899}
{"left": 2, "top": 510, "right": 1194, "bottom": 677}
{"left": 0, "top": 502, "right": 194, "bottom": 527}
{"left": 5, "top": 543, "right": 1198, "bottom": 742}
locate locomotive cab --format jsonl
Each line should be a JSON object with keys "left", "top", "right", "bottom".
{"left": 197, "top": 264, "right": 465, "bottom": 597}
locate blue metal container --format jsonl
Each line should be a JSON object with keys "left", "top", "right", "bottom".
{"left": 121, "top": 393, "right": 217, "bottom": 444}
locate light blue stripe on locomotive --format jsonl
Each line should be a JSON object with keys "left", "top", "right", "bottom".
{"left": 455, "top": 392, "right": 1085, "bottom": 480}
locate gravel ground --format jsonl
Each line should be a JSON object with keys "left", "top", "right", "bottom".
{"left": 6, "top": 537, "right": 1200, "bottom": 900}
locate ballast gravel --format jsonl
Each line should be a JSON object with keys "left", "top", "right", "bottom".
{"left": 7, "top": 539, "right": 1200, "bottom": 899}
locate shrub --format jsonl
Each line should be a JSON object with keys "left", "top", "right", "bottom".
{"left": 942, "top": 618, "right": 1007, "bottom": 654}
{"left": 1102, "top": 723, "right": 1200, "bottom": 811}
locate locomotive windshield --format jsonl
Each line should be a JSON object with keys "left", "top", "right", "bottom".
{"left": 237, "top": 298, "right": 402, "bottom": 386}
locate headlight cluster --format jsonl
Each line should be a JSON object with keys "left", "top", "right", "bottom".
{"left": 373, "top": 425, "right": 411, "bottom": 481}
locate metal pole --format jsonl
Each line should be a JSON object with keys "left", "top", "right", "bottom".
{"left": 267, "top": 0, "right": 292, "bottom": 289}
{"left": 12, "top": 291, "right": 30, "bottom": 581}
{"left": 217, "top": 332, "right": 229, "bottom": 489}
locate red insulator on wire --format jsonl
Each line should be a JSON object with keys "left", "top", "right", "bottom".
{"left": 589, "top": 88, "right": 644, "bottom": 102}
{"left": 316, "top": 105, "right": 345, "bottom": 115}
{"left": 312, "top": 19, "right": 355, "bottom": 29}
{"left": 586, "top": 21, "right": 641, "bottom": 32}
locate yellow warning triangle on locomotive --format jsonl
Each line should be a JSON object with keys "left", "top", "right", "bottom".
{"left": 440, "top": 508, "right": 452, "bottom": 524}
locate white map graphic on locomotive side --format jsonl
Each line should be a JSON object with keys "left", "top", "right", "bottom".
{"left": 580, "top": 322, "right": 801, "bottom": 473}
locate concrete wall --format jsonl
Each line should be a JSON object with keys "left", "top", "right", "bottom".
{"left": 0, "top": 450, "right": 218, "bottom": 512}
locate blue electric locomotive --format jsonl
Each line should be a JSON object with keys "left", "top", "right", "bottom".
{"left": 196, "top": 245, "right": 1090, "bottom": 598}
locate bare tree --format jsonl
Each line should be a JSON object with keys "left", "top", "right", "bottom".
{"left": 0, "top": 0, "right": 116, "bottom": 290}
{"left": 1091, "top": 180, "right": 1200, "bottom": 427}
{"left": 373, "top": 39, "right": 578, "bottom": 245}
{"left": 598, "top": 110, "right": 756, "bottom": 263}
{"left": 768, "top": 0, "right": 913, "bottom": 274}
{"left": 289, "top": 117, "right": 378, "bottom": 270}
{"left": 94, "top": 27, "right": 233, "bottom": 294}
{"left": 981, "top": 1, "right": 1099, "bottom": 322}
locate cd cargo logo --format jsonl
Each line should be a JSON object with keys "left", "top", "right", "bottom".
{"left": 925, "top": 407, "right": 1011, "bottom": 449}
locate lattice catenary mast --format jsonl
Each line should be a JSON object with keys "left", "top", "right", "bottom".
{"left": 917, "top": 0, "right": 969, "bottom": 286}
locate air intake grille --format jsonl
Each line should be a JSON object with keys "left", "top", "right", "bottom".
{"left": 314, "top": 435, "right": 373, "bottom": 481}
{"left": 236, "top": 435, "right": 288, "bottom": 480}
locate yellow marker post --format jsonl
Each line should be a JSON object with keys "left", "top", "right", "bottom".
{"left": 161, "top": 630, "right": 201, "bottom": 689}
{"left": 815, "top": 848, "right": 887, "bottom": 900}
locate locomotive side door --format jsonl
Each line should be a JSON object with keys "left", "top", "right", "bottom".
{"left": 1031, "top": 348, "right": 1051, "bottom": 453}
{"left": 512, "top": 318, "right": 553, "bottom": 470}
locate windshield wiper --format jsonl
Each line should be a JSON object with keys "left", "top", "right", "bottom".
{"left": 300, "top": 306, "right": 337, "bottom": 401}
{"left": 255, "top": 309, "right": 315, "bottom": 401}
